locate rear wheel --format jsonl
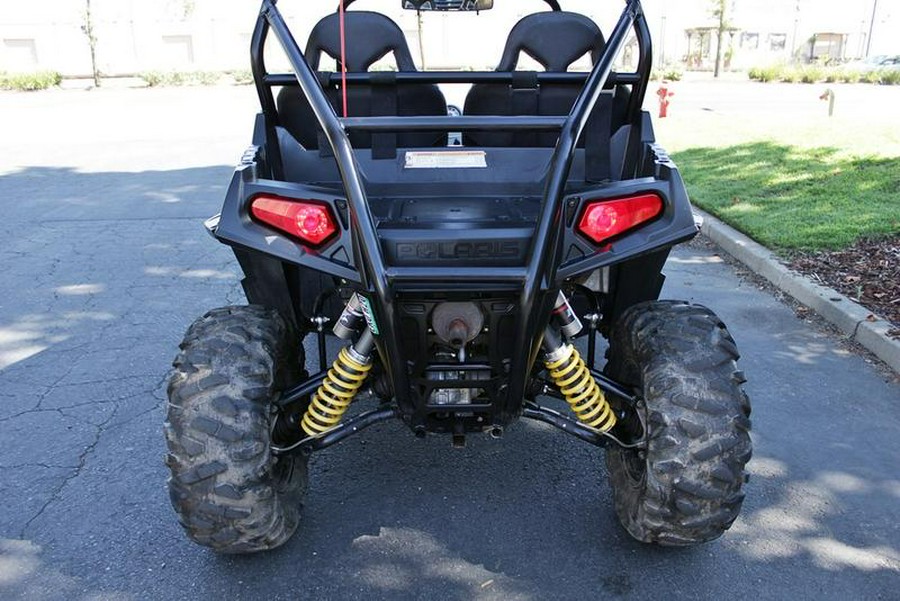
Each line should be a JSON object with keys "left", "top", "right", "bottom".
{"left": 605, "top": 301, "right": 751, "bottom": 545}
{"left": 165, "top": 305, "right": 307, "bottom": 553}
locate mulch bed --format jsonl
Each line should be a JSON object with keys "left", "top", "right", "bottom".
{"left": 789, "top": 235, "right": 900, "bottom": 338}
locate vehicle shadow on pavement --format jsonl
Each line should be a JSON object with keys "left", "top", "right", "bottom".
{"left": 0, "top": 166, "right": 898, "bottom": 600}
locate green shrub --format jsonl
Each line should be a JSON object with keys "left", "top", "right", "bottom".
{"left": 662, "top": 66, "right": 684, "bottom": 81}
{"left": 193, "top": 71, "right": 221, "bottom": 85}
{"left": 780, "top": 68, "right": 801, "bottom": 83}
{"left": 651, "top": 69, "right": 683, "bottom": 82}
{"left": 140, "top": 71, "right": 164, "bottom": 87}
{"left": 140, "top": 70, "right": 222, "bottom": 87}
{"left": 878, "top": 69, "right": 900, "bottom": 85}
{"left": 230, "top": 69, "right": 253, "bottom": 85}
{"left": 861, "top": 70, "right": 883, "bottom": 84}
{"left": 747, "top": 65, "right": 896, "bottom": 85}
{"left": 839, "top": 69, "right": 862, "bottom": 83}
{"left": 799, "top": 66, "right": 824, "bottom": 84}
{"left": 748, "top": 65, "right": 781, "bottom": 83}
{"left": 0, "top": 71, "right": 62, "bottom": 91}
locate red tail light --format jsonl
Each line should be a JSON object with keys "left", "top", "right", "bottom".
{"left": 250, "top": 196, "right": 338, "bottom": 247}
{"left": 576, "top": 193, "right": 664, "bottom": 245}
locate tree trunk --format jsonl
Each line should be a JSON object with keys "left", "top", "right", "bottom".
{"left": 714, "top": 7, "right": 725, "bottom": 77}
{"left": 84, "top": 0, "right": 101, "bottom": 87}
{"left": 417, "top": 12, "right": 426, "bottom": 69}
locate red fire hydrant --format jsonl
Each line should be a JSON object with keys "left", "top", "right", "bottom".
{"left": 657, "top": 81, "right": 674, "bottom": 118}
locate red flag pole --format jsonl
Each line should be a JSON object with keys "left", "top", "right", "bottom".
{"left": 338, "top": 0, "right": 348, "bottom": 117}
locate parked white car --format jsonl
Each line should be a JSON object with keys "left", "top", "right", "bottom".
{"left": 848, "top": 55, "right": 900, "bottom": 71}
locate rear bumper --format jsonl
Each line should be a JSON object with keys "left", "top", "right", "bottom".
{"left": 213, "top": 144, "right": 697, "bottom": 286}
{"left": 210, "top": 144, "right": 696, "bottom": 430}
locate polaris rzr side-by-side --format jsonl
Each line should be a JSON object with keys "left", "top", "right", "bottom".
{"left": 165, "top": 0, "right": 751, "bottom": 553}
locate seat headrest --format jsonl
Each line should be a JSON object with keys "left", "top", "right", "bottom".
{"left": 496, "top": 12, "right": 605, "bottom": 72}
{"left": 305, "top": 11, "right": 418, "bottom": 72}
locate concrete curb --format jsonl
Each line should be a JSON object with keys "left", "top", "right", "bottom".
{"left": 694, "top": 208, "right": 900, "bottom": 374}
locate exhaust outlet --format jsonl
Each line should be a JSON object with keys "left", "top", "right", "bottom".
{"left": 431, "top": 302, "right": 484, "bottom": 348}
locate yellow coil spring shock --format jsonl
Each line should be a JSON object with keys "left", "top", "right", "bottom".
{"left": 301, "top": 345, "right": 373, "bottom": 436}
{"left": 544, "top": 343, "right": 617, "bottom": 432}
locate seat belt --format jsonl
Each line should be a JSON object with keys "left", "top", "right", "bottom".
{"left": 370, "top": 72, "right": 398, "bottom": 160}
{"left": 510, "top": 71, "right": 539, "bottom": 147}
{"left": 316, "top": 72, "right": 335, "bottom": 158}
{"left": 584, "top": 91, "right": 612, "bottom": 182}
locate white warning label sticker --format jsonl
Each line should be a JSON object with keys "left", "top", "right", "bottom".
{"left": 404, "top": 150, "right": 487, "bottom": 169}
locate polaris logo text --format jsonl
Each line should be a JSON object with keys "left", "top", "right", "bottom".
{"left": 396, "top": 241, "right": 522, "bottom": 260}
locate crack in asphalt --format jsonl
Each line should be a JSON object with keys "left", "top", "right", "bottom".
{"left": 2, "top": 367, "right": 169, "bottom": 537}
{"left": 0, "top": 381, "right": 151, "bottom": 424}
{"left": 0, "top": 462, "right": 78, "bottom": 470}
{"left": 224, "top": 278, "right": 245, "bottom": 305}
{"left": 13, "top": 371, "right": 169, "bottom": 538}
{"left": 0, "top": 407, "right": 58, "bottom": 424}
{"left": 0, "top": 166, "right": 242, "bottom": 542}
{"left": 111, "top": 373, "right": 169, "bottom": 430}
{"left": 17, "top": 348, "right": 83, "bottom": 413}
{"left": 19, "top": 399, "right": 121, "bottom": 538}
{"left": 52, "top": 374, "right": 163, "bottom": 388}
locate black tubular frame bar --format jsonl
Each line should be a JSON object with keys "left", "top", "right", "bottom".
{"left": 341, "top": 115, "right": 566, "bottom": 132}
{"left": 264, "top": 71, "right": 643, "bottom": 86}
{"left": 344, "top": 0, "right": 564, "bottom": 10}
{"left": 255, "top": 0, "right": 650, "bottom": 422}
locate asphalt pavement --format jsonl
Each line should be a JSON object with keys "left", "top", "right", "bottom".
{"left": 0, "top": 85, "right": 898, "bottom": 600}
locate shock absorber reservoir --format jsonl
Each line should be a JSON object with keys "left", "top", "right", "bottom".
{"left": 300, "top": 316, "right": 375, "bottom": 437}
{"left": 542, "top": 295, "right": 617, "bottom": 433}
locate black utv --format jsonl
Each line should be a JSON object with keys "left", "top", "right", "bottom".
{"left": 165, "top": 0, "right": 751, "bottom": 553}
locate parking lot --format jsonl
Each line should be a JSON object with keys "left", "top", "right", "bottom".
{"left": 0, "top": 84, "right": 898, "bottom": 600}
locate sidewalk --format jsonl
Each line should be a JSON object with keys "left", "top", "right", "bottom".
{"left": 697, "top": 208, "right": 900, "bottom": 374}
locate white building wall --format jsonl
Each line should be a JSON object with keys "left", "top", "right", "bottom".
{"left": 647, "top": 0, "right": 898, "bottom": 67}
{"left": 0, "top": 0, "right": 897, "bottom": 76}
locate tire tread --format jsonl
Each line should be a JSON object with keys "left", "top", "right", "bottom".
{"left": 165, "top": 305, "right": 307, "bottom": 554}
{"left": 605, "top": 301, "right": 752, "bottom": 546}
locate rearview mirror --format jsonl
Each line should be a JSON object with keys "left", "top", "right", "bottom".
{"left": 403, "top": 0, "right": 493, "bottom": 11}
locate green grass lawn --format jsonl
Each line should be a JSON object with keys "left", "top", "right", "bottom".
{"left": 675, "top": 142, "right": 900, "bottom": 250}
{"left": 654, "top": 95, "right": 900, "bottom": 251}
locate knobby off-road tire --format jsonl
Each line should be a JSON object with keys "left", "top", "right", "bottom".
{"left": 165, "top": 305, "right": 307, "bottom": 553}
{"left": 605, "top": 301, "right": 751, "bottom": 546}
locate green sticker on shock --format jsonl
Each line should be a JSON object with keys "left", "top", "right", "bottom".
{"left": 359, "top": 296, "right": 380, "bottom": 336}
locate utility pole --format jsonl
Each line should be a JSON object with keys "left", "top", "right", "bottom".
{"left": 866, "top": 0, "right": 879, "bottom": 57}
{"left": 660, "top": 12, "right": 667, "bottom": 66}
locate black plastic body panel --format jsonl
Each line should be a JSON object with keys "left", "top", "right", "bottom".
{"left": 207, "top": 0, "right": 697, "bottom": 433}
{"left": 214, "top": 142, "right": 697, "bottom": 287}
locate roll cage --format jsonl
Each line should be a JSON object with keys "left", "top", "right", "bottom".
{"left": 212, "top": 0, "right": 697, "bottom": 439}
{"left": 164, "top": 1, "right": 751, "bottom": 555}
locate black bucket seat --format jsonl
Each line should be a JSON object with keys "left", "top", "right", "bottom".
{"left": 463, "top": 11, "right": 629, "bottom": 148}
{"left": 277, "top": 11, "right": 447, "bottom": 153}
